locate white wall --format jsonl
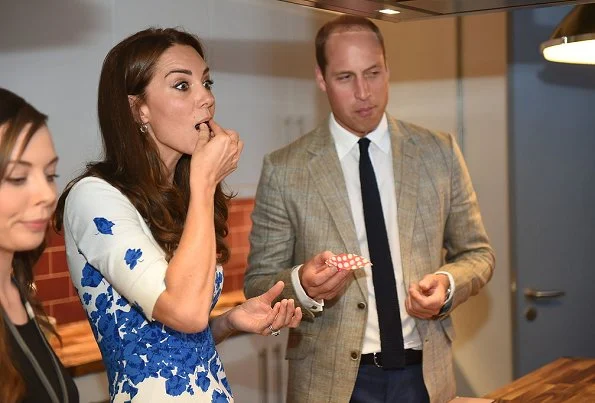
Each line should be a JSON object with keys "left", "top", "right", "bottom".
{"left": 454, "top": 13, "right": 512, "bottom": 396}
{"left": 0, "top": 0, "right": 512, "bottom": 398}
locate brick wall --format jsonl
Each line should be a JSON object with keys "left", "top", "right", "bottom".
{"left": 34, "top": 198, "right": 255, "bottom": 324}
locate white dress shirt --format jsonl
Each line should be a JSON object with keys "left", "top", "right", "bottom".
{"left": 292, "top": 113, "right": 454, "bottom": 353}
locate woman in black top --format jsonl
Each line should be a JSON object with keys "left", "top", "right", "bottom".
{"left": 0, "top": 88, "right": 79, "bottom": 403}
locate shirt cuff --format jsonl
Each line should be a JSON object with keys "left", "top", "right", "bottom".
{"left": 435, "top": 270, "right": 455, "bottom": 305}
{"left": 291, "top": 264, "right": 324, "bottom": 313}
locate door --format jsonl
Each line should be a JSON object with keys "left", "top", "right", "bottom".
{"left": 509, "top": 6, "right": 595, "bottom": 377}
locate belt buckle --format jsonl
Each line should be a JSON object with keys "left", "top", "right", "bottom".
{"left": 373, "top": 352, "right": 382, "bottom": 368}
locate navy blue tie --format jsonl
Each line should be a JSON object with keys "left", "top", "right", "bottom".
{"left": 358, "top": 137, "right": 405, "bottom": 369}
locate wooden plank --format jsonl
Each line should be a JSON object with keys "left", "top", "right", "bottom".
{"left": 485, "top": 357, "right": 595, "bottom": 402}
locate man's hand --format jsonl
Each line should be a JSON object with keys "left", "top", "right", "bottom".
{"left": 405, "top": 273, "right": 450, "bottom": 319}
{"left": 299, "top": 251, "right": 353, "bottom": 301}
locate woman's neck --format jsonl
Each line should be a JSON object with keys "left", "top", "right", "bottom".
{"left": 0, "top": 250, "right": 28, "bottom": 325}
{"left": 155, "top": 143, "right": 182, "bottom": 185}
{"left": 0, "top": 249, "right": 14, "bottom": 291}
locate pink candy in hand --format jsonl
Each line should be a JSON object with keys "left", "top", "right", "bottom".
{"left": 325, "top": 253, "right": 372, "bottom": 271}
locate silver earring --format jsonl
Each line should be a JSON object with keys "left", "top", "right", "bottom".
{"left": 140, "top": 123, "right": 149, "bottom": 133}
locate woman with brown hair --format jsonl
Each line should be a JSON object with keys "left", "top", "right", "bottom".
{"left": 53, "top": 27, "right": 301, "bottom": 402}
{"left": 0, "top": 87, "right": 79, "bottom": 402}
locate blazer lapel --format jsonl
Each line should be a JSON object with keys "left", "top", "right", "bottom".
{"left": 307, "top": 123, "right": 367, "bottom": 297}
{"left": 388, "top": 116, "right": 420, "bottom": 287}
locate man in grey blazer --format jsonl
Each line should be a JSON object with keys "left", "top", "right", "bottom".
{"left": 244, "top": 15, "right": 494, "bottom": 403}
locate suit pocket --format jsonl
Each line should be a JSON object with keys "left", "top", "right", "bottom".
{"left": 440, "top": 315, "right": 456, "bottom": 342}
{"left": 285, "top": 332, "right": 316, "bottom": 360}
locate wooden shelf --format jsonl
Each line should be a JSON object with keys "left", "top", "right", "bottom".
{"left": 484, "top": 357, "right": 595, "bottom": 402}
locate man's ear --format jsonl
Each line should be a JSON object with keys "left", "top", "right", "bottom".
{"left": 314, "top": 66, "right": 327, "bottom": 93}
{"left": 128, "top": 95, "right": 149, "bottom": 124}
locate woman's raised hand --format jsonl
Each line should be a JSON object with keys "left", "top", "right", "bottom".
{"left": 191, "top": 119, "right": 243, "bottom": 190}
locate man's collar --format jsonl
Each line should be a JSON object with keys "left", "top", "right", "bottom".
{"left": 329, "top": 113, "right": 390, "bottom": 159}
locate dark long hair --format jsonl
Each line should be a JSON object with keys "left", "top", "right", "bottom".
{"left": 0, "top": 87, "right": 56, "bottom": 403}
{"left": 54, "top": 27, "right": 231, "bottom": 263}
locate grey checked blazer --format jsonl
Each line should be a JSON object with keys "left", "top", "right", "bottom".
{"left": 244, "top": 115, "right": 495, "bottom": 403}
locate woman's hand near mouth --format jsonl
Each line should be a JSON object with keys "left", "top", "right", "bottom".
{"left": 190, "top": 119, "right": 243, "bottom": 192}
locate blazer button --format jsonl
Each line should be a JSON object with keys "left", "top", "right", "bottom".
{"left": 357, "top": 302, "right": 366, "bottom": 309}
{"left": 350, "top": 351, "right": 359, "bottom": 360}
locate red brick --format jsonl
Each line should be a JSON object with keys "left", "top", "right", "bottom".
{"left": 51, "top": 299, "right": 87, "bottom": 324}
{"left": 225, "top": 248, "right": 249, "bottom": 271}
{"left": 231, "top": 198, "right": 255, "bottom": 209}
{"left": 223, "top": 265, "right": 245, "bottom": 275}
{"left": 222, "top": 279, "right": 233, "bottom": 293}
{"left": 47, "top": 228, "right": 65, "bottom": 247}
{"left": 229, "top": 228, "right": 251, "bottom": 249}
{"left": 233, "top": 273, "right": 245, "bottom": 291}
{"left": 34, "top": 251, "right": 51, "bottom": 276}
{"left": 35, "top": 276, "right": 71, "bottom": 302}
{"left": 228, "top": 199, "right": 254, "bottom": 225}
{"left": 222, "top": 272, "right": 244, "bottom": 293}
{"left": 228, "top": 209, "right": 246, "bottom": 228}
{"left": 42, "top": 301, "right": 53, "bottom": 316}
{"left": 51, "top": 250, "right": 69, "bottom": 274}
{"left": 68, "top": 279, "right": 78, "bottom": 297}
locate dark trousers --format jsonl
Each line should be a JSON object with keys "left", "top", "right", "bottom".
{"left": 349, "top": 363, "right": 430, "bottom": 403}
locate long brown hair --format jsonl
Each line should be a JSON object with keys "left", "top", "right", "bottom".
{"left": 0, "top": 87, "right": 57, "bottom": 403}
{"left": 54, "top": 27, "right": 231, "bottom": 264}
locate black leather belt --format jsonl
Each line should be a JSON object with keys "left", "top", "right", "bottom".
{"left": 360, "top": 350, "right": 422, "bottom": 368}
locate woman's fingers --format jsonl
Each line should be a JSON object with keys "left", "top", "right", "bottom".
{"left": 288, "top": 307, "right": 302, "bottom": 328}
{"left": 281, "top": 299, "right": 295, "bottom": 325}
{"left": 268, "top": 299, "right": 302, "bottom": 333}
{"left": 208, "top": 120, "right": 239, "bottom": 144}
{"left": 192, "top": 119, "right": 242, "bottom": 182}
{"left": 197, "top": 122, "right": 211, "bottom": 138}
{"left": 269, "top": 299, "right": 288, "bottom": 331}
{"left": 207, "top": 119, "right": 226, "bottom": 136}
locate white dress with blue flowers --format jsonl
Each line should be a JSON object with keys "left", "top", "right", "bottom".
{"left": 63, "top": 177, "right": 233, "bottom": 402}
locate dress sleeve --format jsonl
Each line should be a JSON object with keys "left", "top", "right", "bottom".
{"left": 64, "top": 177, "right": 168, "bottom": 320}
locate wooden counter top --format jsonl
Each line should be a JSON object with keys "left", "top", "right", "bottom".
{"left": 484, "top": 357, "right": 595, "bottom": 402}
{"left": 50, "top": 290, "right": 246, "bottom": 377}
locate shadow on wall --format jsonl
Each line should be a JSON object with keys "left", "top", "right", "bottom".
{"left": 205, "top": 38, "right": 315, "bottom": 79}
{"left": 452, "top": 290, "right": 492, "bottom": 396}
{"left": 512, "top": 5, "right": 595, "bottom": 89}
{"left": 0, "top": 0, "right": 105, "bottom": 52}
{"left": 452, "top": 290, "right": 492, "bottom": 343}
{"left": 453, "top": 360, "right": 476, "bottom": 398}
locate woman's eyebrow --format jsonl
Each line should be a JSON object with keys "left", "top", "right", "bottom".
{"left": 6, "top": 156, "right": 59, "bottom": 168}
{"left": 46, "top": 156, "right": 59, "bottom": 168}
{"left": 165, "top": 68, "right": 192, "bottom": 78}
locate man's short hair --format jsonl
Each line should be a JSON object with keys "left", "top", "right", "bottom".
{"left": 315, "top": 15, "right": 386, "bottom": 76}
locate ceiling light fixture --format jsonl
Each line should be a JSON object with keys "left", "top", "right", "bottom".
{"left": 378, "top": 9, "right": 400, "bottom": 15}
{"left": 541, "top": 4, "right": 595, "bottom": 65}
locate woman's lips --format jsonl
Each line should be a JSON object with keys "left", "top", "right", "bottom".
{"left": 21, "top": 219, "right": 49, "bottom": 232}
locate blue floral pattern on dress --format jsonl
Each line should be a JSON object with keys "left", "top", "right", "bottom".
{"left": 93, "top": 217, "right": 115, "bottom": 235}
{"left": 75, "top": 226, "right": 231, "bottom": 401}
{"left": 81, "top": 263, "right": 103, "bottom": 287}
{"left": 124, "top": 248, "right": 143, "bottom": 270}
